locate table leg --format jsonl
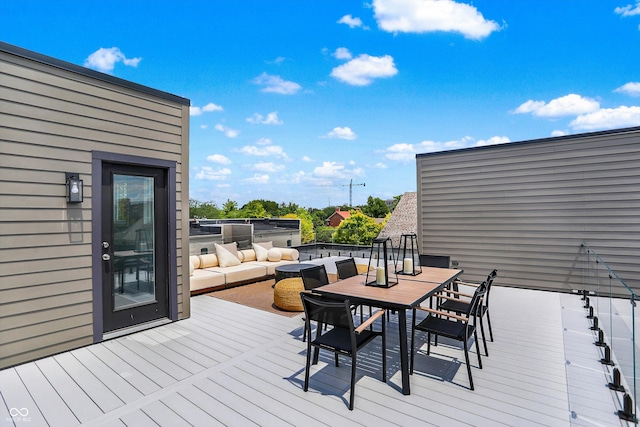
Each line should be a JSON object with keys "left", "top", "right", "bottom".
{"left": 398, "top": 309, "right": 411, "bottom": 395}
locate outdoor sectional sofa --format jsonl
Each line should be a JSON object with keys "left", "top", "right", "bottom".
{"left": 189, "top": 241, "right": 300, "bottom": 294}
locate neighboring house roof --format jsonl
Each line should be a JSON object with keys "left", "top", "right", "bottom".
{"left": 326, "top": 209, "right": 351, "bottom": 225}
{"left": 377, "top": 192, "right": 417, "bottom": 248}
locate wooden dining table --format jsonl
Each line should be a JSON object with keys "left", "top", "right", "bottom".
{"left": 314, "top": 266, "right": 463, "bottom": 395}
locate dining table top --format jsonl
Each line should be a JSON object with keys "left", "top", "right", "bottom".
{"left": 315, "top": 267, "right": 463, "bottom": 309}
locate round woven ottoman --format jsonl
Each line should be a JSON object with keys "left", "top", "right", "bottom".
{"left": 274, "top": 278, "right": 304, "bottom": 312}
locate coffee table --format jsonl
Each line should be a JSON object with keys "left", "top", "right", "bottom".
{"left": 274, "top": 263, "right": 315, "bottom": 283}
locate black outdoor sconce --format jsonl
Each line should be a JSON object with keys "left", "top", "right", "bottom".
{"left": 66, "top": 172, "right": 83, "bottom": 203}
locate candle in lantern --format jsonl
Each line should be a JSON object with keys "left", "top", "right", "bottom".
{"left": 376, "top": 266, "right": 386, "bottom": 285}
{"left": 403, "top": 258, "right": 413, "bottom": 274}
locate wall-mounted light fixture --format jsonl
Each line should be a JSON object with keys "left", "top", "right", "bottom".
{"left": 65, "top": 172, "right": 83, "bottom": 203}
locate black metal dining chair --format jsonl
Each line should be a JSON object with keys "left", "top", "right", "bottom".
{"left": 301, "top": 293, "right": 386, "bottom": 410}
{"left": 439, "top": 269, "right": 498, "bottom": 352}
{"left": 410, "top": 280, "right": 487, "bottom": 390}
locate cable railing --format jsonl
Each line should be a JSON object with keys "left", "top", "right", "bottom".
{"left": 582, "top": 243, "right": 638, "bottom": 423}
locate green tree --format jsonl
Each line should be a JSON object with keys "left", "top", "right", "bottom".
{"left": 283, "top": 208, "right": 315, "bottom": 243}
{"left": 189, "top": 199, "right": 221, "bottom": 219}
{"left": 332, "top": 210, "right": 383, "bottom": 245}
{"left": 361, "top": 196, "right": 390, "bottom": 218}
{"left": 278, "top": 202, "right": 300, "bottom": 216}
{"left": 252, "top": 199, "right": 279, "bottom": 217}
{"left": 221, "top": 199, "right": 242, "bottom": 218}
{"left": 315, "top": 225, "right": 335, "bottom": 243}
{"left": 240, "top": 200, "right": 267, "bottom": 218}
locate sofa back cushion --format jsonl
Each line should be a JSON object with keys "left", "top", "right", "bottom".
{"left": 214, "top": 242, "right": 242, "bottom": 267}
{"left": 280, "top": 248, "right": 299, "bottom": 261}
{"left": 199, "top": 253, "right": 219, "bottom": 268}
{"left": 239, "top": 249, "right": 257, "bottom": 262}
{"left": 252, "top": 241, "right": 273, "bottom": 262}
{"left": 189, "top": 255, "right": 201, "bottom": 269}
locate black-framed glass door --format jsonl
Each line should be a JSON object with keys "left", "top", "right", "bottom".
{"left": 101, "top": 162, "right": 169, "bottom": 332}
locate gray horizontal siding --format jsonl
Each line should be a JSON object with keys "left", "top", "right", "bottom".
{"left": 0, "top": 45, "right": 188, "bottom": 368}
{"left": 417, "top": 128, "right": 640, "bottom": 296}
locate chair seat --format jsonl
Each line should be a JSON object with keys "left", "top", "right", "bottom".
{"left": 313, "top": 326, "right": 380, "bottom": 353}
{"left": 416, "top": 315, "right": 475, "bottom": 342}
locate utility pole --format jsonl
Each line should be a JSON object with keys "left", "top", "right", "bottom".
{"left": 341, "top": 179, "right": 365, "bottom": 207}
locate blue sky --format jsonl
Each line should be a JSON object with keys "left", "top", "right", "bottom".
{"left": 2, "top": 1, "right": 640, "bottom": 209}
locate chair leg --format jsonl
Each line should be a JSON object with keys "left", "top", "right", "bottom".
{"left": 486, "top": 310, "right": 494, "bottom": 341}
{"left": 473, "top": 330, "right": 483, "bottom": 370}
{"left": 335, "top": 353, "right": 339, "bottom": 367}
{"left": 304, "top": 342, "right": 312, "bottom": 392}
{"left": 463, "top": 342, "right": 474, "bottom": 391}
{"left": 349, "top": 354, "right": 357, "bottom": 410}
{"left": 479, "top": 316, "right": 489, "bottom": 357}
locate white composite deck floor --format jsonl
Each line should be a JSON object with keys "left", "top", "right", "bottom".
{"left": 0, "top": 286, "right": 633, "bottom": 427}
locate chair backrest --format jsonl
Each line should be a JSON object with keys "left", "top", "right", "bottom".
{"left": 301, "top": 293, "right": 354, "bottom": 331}
{"left": 468, "top": 280, "right": 488, "bottom": 319}
{"left": 300, "top": 264, "right": 330, "bottom": 291}
{"left": 483, "top": 269, "right": 497, "bottom": 306}
{"left": 419, "top": 254, "right": 450, "bottom": 268}
{"left": 335, "top": 258, "right": 359, "bottom": 280}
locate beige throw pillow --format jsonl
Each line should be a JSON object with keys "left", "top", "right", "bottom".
{"left": 214, "top": 242, "right": 241, "bottom": 267}
{"left": 253, "top": 241, "right": 273, "bottom": 262}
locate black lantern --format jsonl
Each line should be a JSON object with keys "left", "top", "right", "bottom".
{"left": 365, "top": 237, "right": 398, "bottom": 287}
{"left": 65, "top": 172, "right": 83, "bottom": 203}
{"left": 396, "top": 233, "right": 422, "bottom": 276}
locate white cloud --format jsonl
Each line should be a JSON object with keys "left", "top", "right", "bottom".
{"left": 375, "top": 162, "right": 388, "bottom": 169}
{"left": 551, "top": 130, "right": 568, "bottom": 137}
{"left": 338, "top": 14, "right": 364, "bottom": 28}
{"left": 615, "top": 82, "right": 640, "bottom": 97}
{"left": 475, "top": 136, "right": 510, "bottom": 146}
{"left": 247, "top": 112, "right": 283, "bottom": 125}
{"left": 206, "top": 154, "right": 231, "bottom": 164}
{"left": 323, "top": 126, "right": 357, "bottom": 140}
{"left": 313, "top": 161, "right": 364, "bottom": 179}
{"left": 253, "top": 162, "right": 285, "bottom": 173}
{"left": 512, "top": 100, "right": 546, "bottom": 114}
{"left": 256, "top": 137, "right": 273, "bottom": 145}
{"left": 301, "top": 156, "right": 312, "bottom": 162}
{"left": 214, "top": 124, "right": 240, "bottom": 138}
{"left": 331, "top": 54, "right": 398, "bottom": 86}
{"left": 570, "top": 106, "right": 640, "bottom": 130}
{"left": 373, "top": 0, "right": 501, "bottom": 40}
{"left": 333, "top": 47, "right": 353, "bottom": 60}
{"left": 513, "top": 94, "right": 600, "bottom": 118}
{"left": 252, "top": 72, "right": 302, "bottom": 94}
{"left": 84, "top": 47, "right": 142, "bottom": 73}
{"left": 243, "top": 174, "right": 270, "bottom": 184}
{"left": 384, "top": 135, "right": 507, "bottom": 160}
{"left": 190, "top": 102, "right": 223, "bottom": 116}
{"left": 385, "top": 143, "right": 417, "bottom": 161}
{"left": 615, "top": 3, "right": 640, "bottom": 16}
{"left": 194, "top": 166, "right": 232, "bottom": 181}
{"left": 238, "top": 144, "right": 289, "bottom": 159}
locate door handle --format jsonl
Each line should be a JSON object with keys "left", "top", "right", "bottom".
{"left": 102, "top": 254, "right": 111, "bottom": 261}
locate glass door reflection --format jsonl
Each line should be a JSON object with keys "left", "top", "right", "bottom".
{"left": 112, "top": 174, "right": 156, "bottom": 310}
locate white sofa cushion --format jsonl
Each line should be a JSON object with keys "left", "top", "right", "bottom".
{"left": 205, "top": 264, "right": 268, "bottom": 284}
{"left": 239, "top": 249, "right": 257, "bottom": 262}
{"left": 280, "top": 247, "right": 299, "bottom": 261}
{"left": 267, "top": 247, "right": 282, "bottom": 262}
{"left": 199, "top": 254, "right": 219, "bottom": 268}
{"left": 190, "top": 269, "right": 226, "bottom": 291}
{"left": 214, "top": 242, "right": 241, "bottom": 268}
{"left": 253, "top": 241, "right": 273, "bottom": 261}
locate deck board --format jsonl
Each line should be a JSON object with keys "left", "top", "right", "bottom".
{"left": 0, "top": 287, "right": 631, "bottom": 427}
